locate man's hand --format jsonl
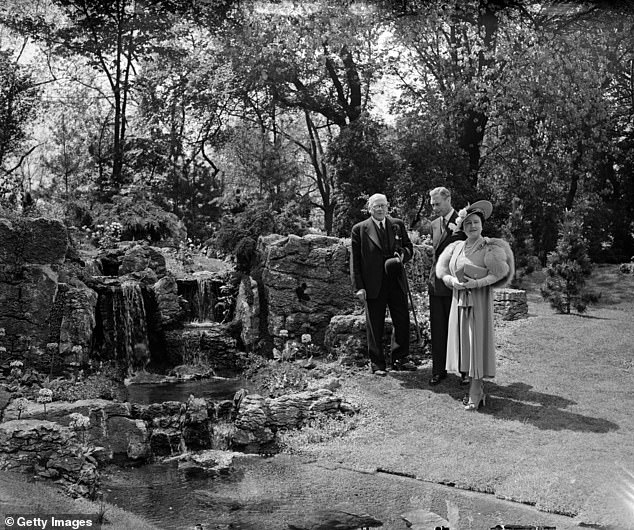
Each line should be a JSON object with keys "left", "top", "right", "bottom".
{"left": 356, "top": 289, "right": 367, "bottom": 302}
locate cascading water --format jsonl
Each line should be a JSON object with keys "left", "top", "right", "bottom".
{"left": 195, "top": 277, "right": 216, "bottom": 322}
{"left": 118, "top": 280, "right": 151, "bottom": 370}
{"left": 96, "top": 278, "right": 152, "bottom": 372}
{"left": 177, "top": 275, "right": 221, "bottom": 323}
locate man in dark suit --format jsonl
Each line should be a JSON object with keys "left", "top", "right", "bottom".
{"left": 350, "top": 193, "right": 414, "bottom": 374}
{"left": 427, "top": 187, "right": 467, "bottom": 385}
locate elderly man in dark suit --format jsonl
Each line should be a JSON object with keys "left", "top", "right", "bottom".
{"left": 427, "top": 187, "right": 467, "bottom": 385}
{"left": 350, "top": 193, "right": 414, "bottom": 374}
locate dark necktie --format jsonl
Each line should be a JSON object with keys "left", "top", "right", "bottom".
{"left": 378, "top": 221, "right": 388, "bottom": 252}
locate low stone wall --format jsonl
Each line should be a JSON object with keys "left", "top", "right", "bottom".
{"left": 0, "top": 419, "right": 99, "bottom": 497}
{"left": 493, "top": 288, "right": 528, "bottom": 320}
{"left": 1, "top": 382, "right": 356, "bottom": 466}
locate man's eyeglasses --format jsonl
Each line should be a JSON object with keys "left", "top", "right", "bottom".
{"left": 371, "top": 203, "right": 389, "bottom": 210}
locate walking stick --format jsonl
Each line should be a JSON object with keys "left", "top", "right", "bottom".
{"left": 401, "top": 261, "right": 423, "bottom": 346}
{"left": 362, "top": 296, "right": 385, "bottom": 369}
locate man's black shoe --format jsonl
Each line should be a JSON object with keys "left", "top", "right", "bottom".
{"left": 369, "top": 362, "right": 387, "bottom": 376}
{"left": 392, "top": 360, "right": 417, "bottom": 371}
{"left": 429, "top": 373, "right": 446, "bottom": 385}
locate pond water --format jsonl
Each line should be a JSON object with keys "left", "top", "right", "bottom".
{"left": 123, "top": 377, "right": 257, "bottom": 404}
{"left": 101, "top": 452, "right": 578, "bottom": 530}
{"left": 102, "top": 455, "right": 300, "bottom": 530}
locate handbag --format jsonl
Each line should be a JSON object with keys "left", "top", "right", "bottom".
{"left": 464, "top": 263, "right": 488, "bottom": 280}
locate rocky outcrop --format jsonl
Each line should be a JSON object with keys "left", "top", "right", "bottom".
{"left": 324, "top": 313, "right": 431, "bottom": 364}
{"left": 57, "top": 282, "right": 98, "bottom": 363}
{"left": 256, "top": 235, "right": 432, "bottom": 355}
{"left": 232, "top": 389, "right": 358, "bottom": 449}
{"left": 0, "top": 217, "right": 69, "bottom": 360}
{"left": 153, "top": 273, "right": 185, "bottom": 328}
{"left": 259, "top": 234, "right": 356, "bottom": 347}
{"left": 233, "top": 276, "right": 260, "bottom": 349}
{"left": 119, "top": 244, "right": 167, "bottom": 278}
{"left": 0, "top": 217, "right": 68, "bottom": 265}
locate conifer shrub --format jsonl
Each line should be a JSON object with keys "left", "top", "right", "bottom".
{"left": 540, "top": 210, "right": 594, "bottom": 313}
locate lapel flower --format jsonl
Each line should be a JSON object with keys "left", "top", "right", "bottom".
{"left": 453, "top": 207, "right": 469, "bottom": 231}
{"left": 448, "top": 222, "right": 457, "bottom": 232}
{"left": 392, "top": 223, "right": 401, "bottom": 240}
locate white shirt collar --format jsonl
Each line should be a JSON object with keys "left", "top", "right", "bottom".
{"left": 443, "top": 209, "right": 455, "bottom": 223}
{"left": 372, "top": 217, "right": 385, "bottom": 228}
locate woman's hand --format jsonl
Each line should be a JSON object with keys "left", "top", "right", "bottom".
{"left": 463, "top": 278, "right": 479, "bottom": 289}
{"left": 452, "top": 278, "right": 467, "bottom": 290}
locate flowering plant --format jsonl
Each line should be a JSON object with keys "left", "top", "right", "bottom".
{"left": 453, "top": 206, "right": 469, "bottom": 232}
{"left": 37, "top": 388, "right": 53, "bottom": 416}
{"left": 69, "top": 412, "right": 91, "bottom": 443}
{"left": 14, "top": 397, "right": 29, "bottom": 419}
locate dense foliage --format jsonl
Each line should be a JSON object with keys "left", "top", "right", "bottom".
{"left": 0, "top": 0, "right": 633, "bottom": 264}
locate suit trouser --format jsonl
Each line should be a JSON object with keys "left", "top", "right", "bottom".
{"left": 365, "top": 273, "right": 409, "bottom": 368}
{"left": 429, "top": 293, "right": 452, "bottom": 376}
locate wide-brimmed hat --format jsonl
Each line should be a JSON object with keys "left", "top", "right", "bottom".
{"left": 465, "top": 200, "right": 493, "bottom": 220}
{"left": 384, "top": 256, "right": 403, "bottom": 278}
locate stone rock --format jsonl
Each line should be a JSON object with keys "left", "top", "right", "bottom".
{"left": 324, "top": 313, "right": 429, "bottom": 364}
{"left": 0, "top": 217, "right": 68, "bottom": 265}
{"left": 494, "top": 288, "right": 528, "bottom": 320}
{"left": 233, "top": 275, "right": 260, "bottom": 348}
{"left": 0, "top": 419, "right": 71, "bottom": 456}
{"left": 175, "top": 449, "right": 239, "bottom": 474}
{"left": 150, "top": 428, "right": 181, "bottom": 456}
{"left": 119, "top": 244, "right": 167, "bottom": 278}
{"left": 257, "top": 235, "right": 431, "bottom": 353}
{"left": 46, "top": 454, "right": 83, "bottom": 475}
{"left": 307, "top": 377, "right": 341, "bottom": 392}
{"left": 0, "top": 388, "right": 11, "bottom": 414}
{"left": 0, "top": 264, "right": 59, "bottom": 359}
{"left": 232, "top": 389, "right": 356, "bottom": 449}
{"left": 58, "top": 283, "right": 98, "bottom": 361}
{"left": 106, "top": 416, "right": 150, "bottom": 461}
{"left": 260, "top": 234, "right": 355, "bottom": 346}
{"left": 153, "top": 273, "right": 185, "bottom": 328}
{"left": 182, "top": 396, "right": 212, "bottom": 451}
{"left": 2, "top": 398, "right": 115, "bottom": 423}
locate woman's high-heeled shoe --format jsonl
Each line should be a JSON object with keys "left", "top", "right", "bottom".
{"left": 464, "top": 393, "right": 486, "bottom": 411}
{"left": 464, "top": 379, "right": 486, "bottom": 411}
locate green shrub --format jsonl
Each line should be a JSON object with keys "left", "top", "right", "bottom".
{"left": 541, "top": 210, "right": 593, "bottom": 313}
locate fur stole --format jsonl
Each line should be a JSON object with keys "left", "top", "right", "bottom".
{"left": 436, "top": 237, "right": 514, "bottom": 289}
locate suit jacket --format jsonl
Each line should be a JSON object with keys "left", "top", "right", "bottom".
{"left": 350, "top": 215, "right": 413, "bottom": 299}
{"left": 428, "top": 211, "right": 467, "bottom": 296}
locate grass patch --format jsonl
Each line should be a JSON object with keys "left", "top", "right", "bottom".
{"left": 0, "top": 471, "right": 159, "bottom": 530}
{"left": 295, "top": 264, "right": 634, "bottom": 528}
{"left": 278, "top": 412, "right": 362, "bottom": 452}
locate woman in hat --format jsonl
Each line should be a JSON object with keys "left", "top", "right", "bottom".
{"left": 435, "top": 200, "right": 514, "bottom": 410}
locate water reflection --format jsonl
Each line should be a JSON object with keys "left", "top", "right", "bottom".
{"left": 103, "top": 457, "right": 280, "bottom": 530}
{"left": 124, "top": 377, "right": 257, "bottom": 404}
